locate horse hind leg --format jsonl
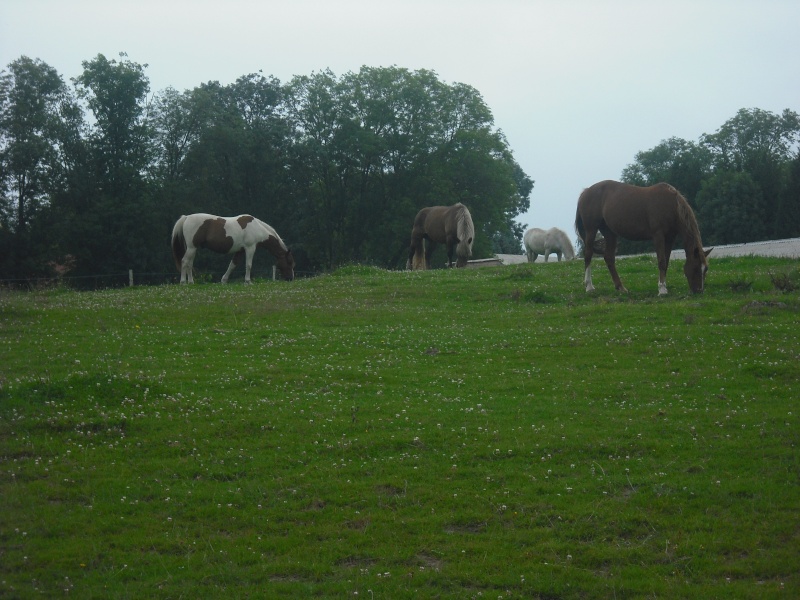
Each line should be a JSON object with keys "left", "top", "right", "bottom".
{"left": 181, "top": 248, "right": 197, "bottom": 284}
{"left": 582, "top": 229, "right": 597, "bottom": 292}
{"left": 243, "top": 247, "right": 257, "bottom": 284}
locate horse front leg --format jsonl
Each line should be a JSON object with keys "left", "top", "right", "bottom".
{"left": 243, "top": 247, "right": 256, "bottom": 284}
{"left": 657, "top": 252, "right": 669, "bottom": 296}
{"left": 654, "top": 238, "right": 672, "bottom": 296}
{"left": 221, "top": 249, "right": 245, "bottom": 283}
{"left": 425, "top": 240, "right": 436, "bottom": 270}
{"left": 603, "top": 235, "right": 628, "bottom": 293}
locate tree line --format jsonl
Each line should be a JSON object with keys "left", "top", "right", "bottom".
{"left": 619, "top": 107, "right": 800, "bottom": 254}
{"left": 0, "top": 54, "right": 533, "bottom": 280}
{"left": 2, "top": 53, "right": 798, "bottom": 281}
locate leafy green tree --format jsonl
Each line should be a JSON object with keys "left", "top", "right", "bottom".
{"left": 68, "top": 53, "right": 157, "bottom": 274}
{"left": 776, "top": 152, "right": 800, "bottom": 238}
{"left": 701, "top": 108, "right": 800, "bottom": 237}
{"left": 0, "top": 57, "right": 63, "bottom": 230}
{"left": 619, "top": 137, "right": 711, "bottom": 254}
{"left": 151, "top": 86, "right": 203, "bottom": 183}
{"left": 621, "top": 137, "right": 711, "bottom": 202}
{"left": 0, "top": 56, "right": 77, "bottom": 276}
{"left": 695, "top": 170, "right": 765, "bottom": 245}
{"left": 285, "top": 67, "right": 531, "bottom": 269}
{"left": 620, "top": 108, "right": 800, "bottom": 251}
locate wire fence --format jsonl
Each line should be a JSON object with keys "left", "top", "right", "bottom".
{"left": 0, "top": 268, "right": 320, "bottom": 291}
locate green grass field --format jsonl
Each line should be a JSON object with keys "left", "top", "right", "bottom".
{"left": 1, "top": 256, "right": 799, "bottom": 598}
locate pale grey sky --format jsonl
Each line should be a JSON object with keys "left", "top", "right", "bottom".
{"left": 2, "top": 0, "right": 798, "bottom": 243}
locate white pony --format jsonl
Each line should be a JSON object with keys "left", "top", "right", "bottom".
{"left": 523, "top": 227, "right": 575, "bottom": 263}
{"left": 171, "top": 213, "right": 295, "bottom": 283}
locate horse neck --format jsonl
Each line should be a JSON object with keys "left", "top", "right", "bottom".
{"left": 260, "top": 232, "right": 288, "bottom": 259}
{"left": 676, "top": 198, "right": 704, "bottom": 253}
{"left": 250, "top": 219, "right": 282, "bottom": 251}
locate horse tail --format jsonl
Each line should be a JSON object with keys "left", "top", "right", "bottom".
{"left": 456, "top": 204, "right": 474, "bottom": 260}
{"left": 412, "top": 243, "right": 427, "bottom": 270}
{"left": 574, "top": 196, "right": 586, "bottom": 244}
{"left": 171, "top": 215, "right": 187, "bottom": 272}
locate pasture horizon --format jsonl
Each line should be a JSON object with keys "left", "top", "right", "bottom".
{"left": 1, "top": 256, "right": 799, "bottom": 598}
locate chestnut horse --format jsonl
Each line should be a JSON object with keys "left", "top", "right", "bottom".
{"left": 407, "top": 203, "right": 475, "bottom": 270}
{"left": 575, "top": 181, "right": 711, "bottom": 295}
{"left": 171, "top": 213, "right": 295, "bottom": 283}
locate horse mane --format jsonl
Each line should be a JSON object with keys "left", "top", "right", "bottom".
{"left": 254, "top": 217, "right": 289, "bottom": 253}
{"left": 454, "top": 203, "right": 474, "bottom": 258}
{"left": 672, "top": 187, "right": 704, "bottom": 253}
{"left": 574, "top": 188, "right": 590, "bottom": 243}
{"left": 549, "top": 227, "right": 575, "bottom": 258}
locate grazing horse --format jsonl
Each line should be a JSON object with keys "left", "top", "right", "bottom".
{"left": 575, "top": 180, "right": 711, "bottom": 295}
{"left": 407, "top": 203, "right": 475, "bottom": 270}
{"left": 523, "top": 227, "right": 575, "bottom": 262}
{"left": 171, "top": 213, "right": 295, "bottom": 283}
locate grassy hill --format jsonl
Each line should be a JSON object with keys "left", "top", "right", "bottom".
{"left": 1, "top": 256, "right": 799, "bottom": 598}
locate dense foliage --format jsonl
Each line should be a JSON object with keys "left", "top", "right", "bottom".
{"left": 3, "top": 53, "right": 798, "bottom": 278}
{"left": 620, "top": 108, "right": 800, "bottom": 254}
{"left": 0, "top": 55, "right": 533, "bottom": 279}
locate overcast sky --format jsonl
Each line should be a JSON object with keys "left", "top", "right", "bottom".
{"left": 2, "top": 0, "right": 799, "bottom": 245}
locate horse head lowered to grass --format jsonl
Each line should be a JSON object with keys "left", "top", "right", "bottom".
{"left": 171, "top": 213, "right": 295, "bottom": 283}
{"left": 407, "top": 203, "right": 475, "bottom": 270}
{"left": 575, "top": 180, "right": 711, "bottom": 295}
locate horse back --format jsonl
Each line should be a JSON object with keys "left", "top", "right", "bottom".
{"left": 581, "top": 180, "right": 680, "bottom": 241}
{"left": 184, "top": 213, "right": 245, "bottom": 254}
{"left": 524, "top": 227, "right": 546, "bottom": 250}
{"left": 413, "top": 205, "right": 448, "bottom": 240}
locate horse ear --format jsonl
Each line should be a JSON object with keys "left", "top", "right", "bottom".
{"left": 704, "top": 247, "right": 713, "bottom": 258}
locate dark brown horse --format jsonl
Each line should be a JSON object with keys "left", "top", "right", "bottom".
{"left": 575, "top": 180, "right": 711, "bottom": 295}
{"left": 407, "top": 203, "right": 475, "bottom": 270}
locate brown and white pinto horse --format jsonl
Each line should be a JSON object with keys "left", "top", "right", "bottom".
{"left": 171, "top": 213, "right": 295, "bottom": 283}
{"left": 575, "top": 181, "right": 711, "bottom": 295}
